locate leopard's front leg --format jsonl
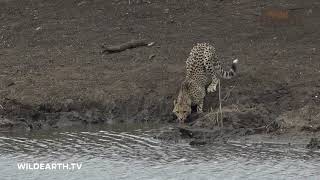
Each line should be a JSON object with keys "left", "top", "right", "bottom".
{"left": 188, "top": 81, "right": 206, "bottom": 113}
{"left": 207, "top": 75, "right": 219, "bottom": 93}
{"left": 197, "top": 101, "right": 203, "bottom": 112}
{"left": 194, "top": 87, "right": 205, "bottom": 113}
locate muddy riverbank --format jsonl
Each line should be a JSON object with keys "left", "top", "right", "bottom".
{"left": 0, "top": 0, "right": 320, "bottom": 145}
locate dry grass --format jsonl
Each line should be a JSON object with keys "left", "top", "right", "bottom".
{"left": 209, "top": 80, "right": 224, "bottom": 127}
{"left": 209, "top": 81, "right": 240, "bottom": 127}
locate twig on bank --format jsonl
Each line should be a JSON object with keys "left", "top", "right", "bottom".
{"left": 101, "top": 39, "right": 155, "bottom": 54}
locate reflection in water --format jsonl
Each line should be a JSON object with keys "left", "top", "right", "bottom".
{"left": 0, "top": 124, "right": 319, "bottom": 180}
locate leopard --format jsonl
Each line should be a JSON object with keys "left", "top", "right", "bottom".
{"left": 173, "top": 42, "right": 238, "bottom": 123}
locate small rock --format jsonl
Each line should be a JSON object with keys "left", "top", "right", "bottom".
{"left": 62, "top": 99, "right": 74, "bottom": 111}
{"left": 6, "top": 80, "right": 15, "bottom": 87}
{"left": 190, "top": 140, "right": 207, "bottom": 146}
{"left": 0, "top": 118, "right": 14, "bottom": 127}
{"left": 169, "top": 19, "right": 175, "bottom": 23}
{"left": 147, "top": 42, "right": 155, "bottom": 47}
{"left": 306, "top": 138, "right": 320, "bottom": 149}
{"left": 178, "top": 127, "right": 193, "bottom": 138}
{"left": 307, "top": 9, "right": 313, "bottom": 15}
{"left": 77, "top": 1, "right": 87, "bottom": 6}
{"left": 148, "top": 54, "right": 156, "bottom": 60}
{"left": 85, "top": 110, "right": 94, "bottom": 119}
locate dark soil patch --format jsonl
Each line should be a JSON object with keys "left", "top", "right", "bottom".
{"left": 0, "top": 0, "right": 319, "bottom": 143}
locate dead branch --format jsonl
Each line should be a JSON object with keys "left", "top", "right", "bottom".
{"left": 102, "top": 39, "right": 154, "bottom": 54}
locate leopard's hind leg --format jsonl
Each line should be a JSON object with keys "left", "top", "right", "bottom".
{"left": 203, "top": 47, "right": 220, "bottom": 93}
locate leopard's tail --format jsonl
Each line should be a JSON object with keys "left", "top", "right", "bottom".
{"left": 218, "top": 59, "right": 238, "bottom": 79}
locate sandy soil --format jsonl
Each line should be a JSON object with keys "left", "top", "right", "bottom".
{"left": 0, "top": 0, "right": 319, "bottom": 144}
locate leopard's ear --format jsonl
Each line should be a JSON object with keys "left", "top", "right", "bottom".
{"left": 172, "top": 99, "right": 177, "bottom": 113}
{"left": 172, "top": 100, "right": 177, "bottom": 113}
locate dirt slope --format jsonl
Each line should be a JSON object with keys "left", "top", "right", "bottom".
{"left": 0, "top": 0, "right": 319, "bottom": 133}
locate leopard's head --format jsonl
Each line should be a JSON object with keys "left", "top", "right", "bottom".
{"left": 172, "top": 81, "right": 192, "bottom": 123}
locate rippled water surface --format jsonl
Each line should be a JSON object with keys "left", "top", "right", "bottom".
{"left": 0, "top": 123, "right": 320, "bottom": 180}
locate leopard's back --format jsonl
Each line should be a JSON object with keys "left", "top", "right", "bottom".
{"left": 186, "top": 43, "right": 217, "bottom": 87}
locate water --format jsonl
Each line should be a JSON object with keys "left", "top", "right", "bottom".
{"left": 0, "top": 123, "right": 319, "bottom": 180}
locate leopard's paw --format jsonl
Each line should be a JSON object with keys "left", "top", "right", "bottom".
{"left": 207, "top": 84, "right": 217, "bottom": 93}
